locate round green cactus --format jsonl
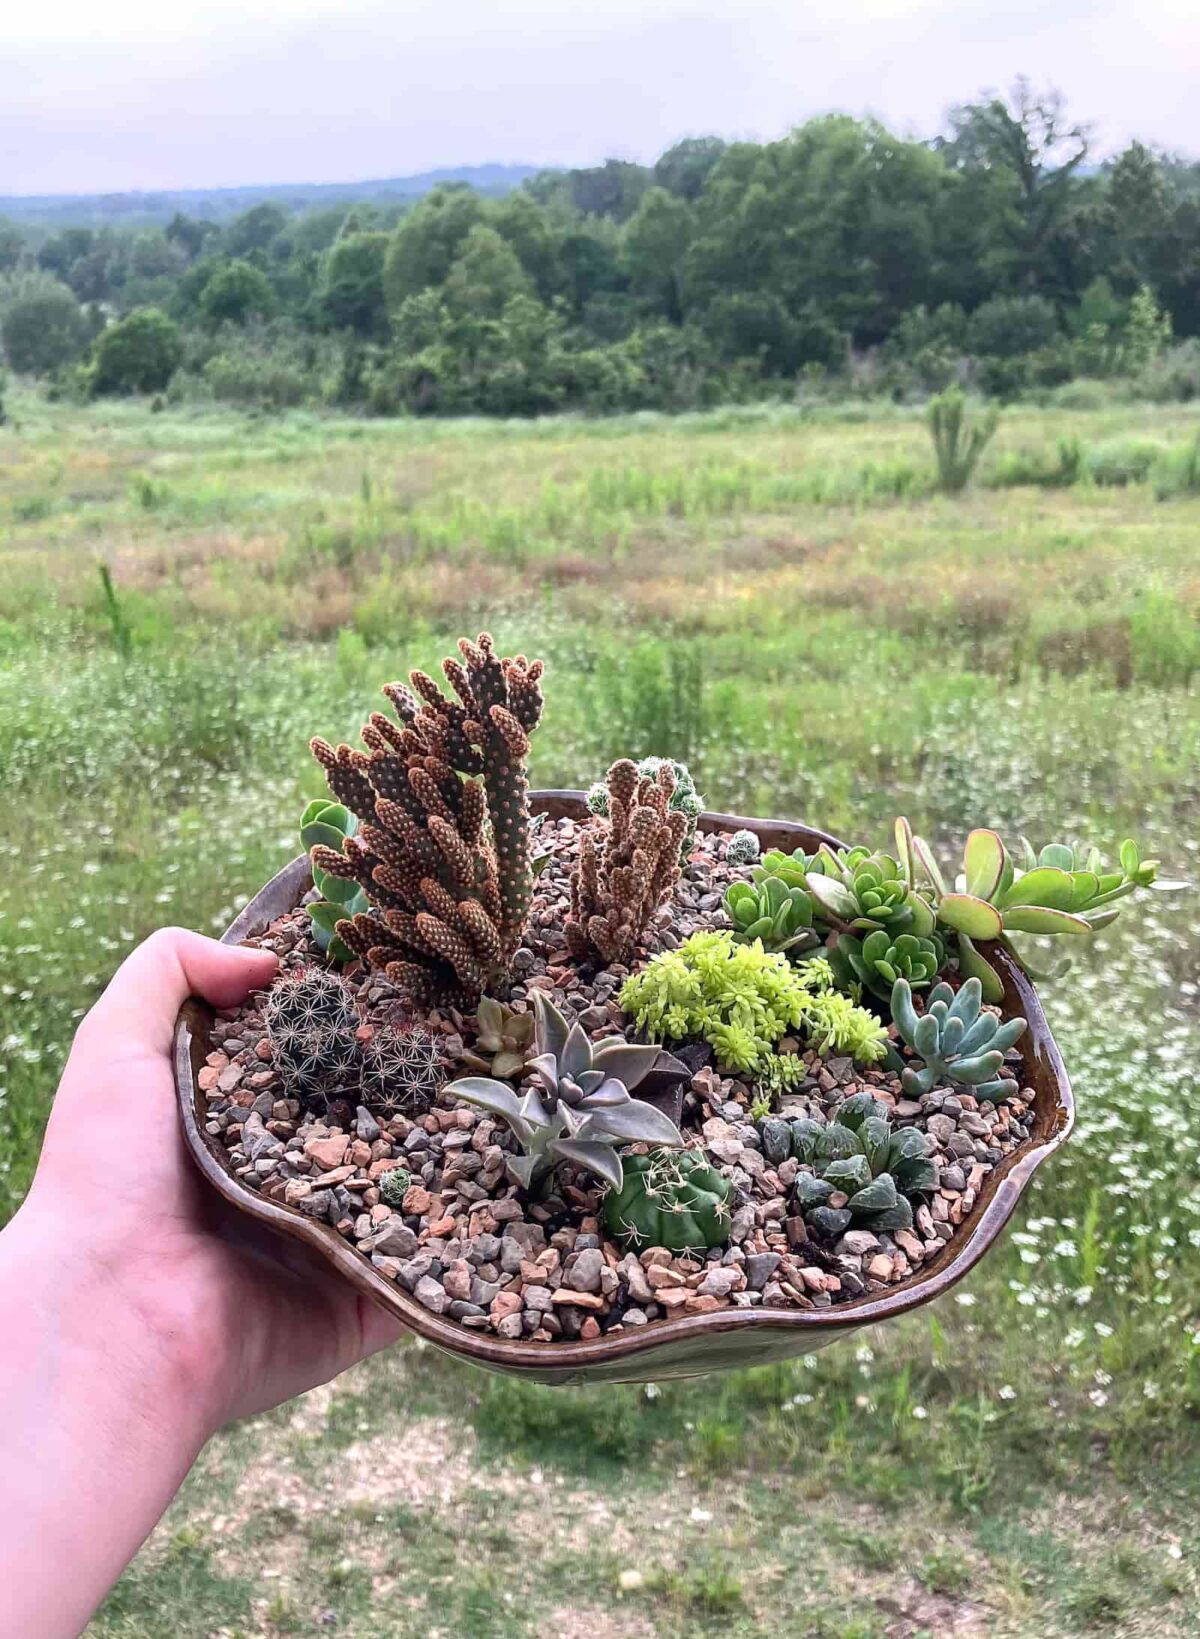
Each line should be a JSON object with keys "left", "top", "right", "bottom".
{"left": 603, "top": 1148, "right": 733, "bottom": 1252}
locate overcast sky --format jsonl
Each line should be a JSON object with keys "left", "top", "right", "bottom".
{"left": 3, "top": 0, "right": 1197, "bottom": 196}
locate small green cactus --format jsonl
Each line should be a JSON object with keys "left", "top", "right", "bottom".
{"left": 378, "top": 1166, "right": 412, "bottom": 1207}
{"left": 603, "top": 1148, "right": 733, "bottom": 1252}
{"left": 725, "top": 829, "right": 760, "bottom": 866}
{"left": 584, "top": 756, "right": 704, "bottom": 861}
{"left": 890, "top": 977, "right": 1026, "bottom": 1100}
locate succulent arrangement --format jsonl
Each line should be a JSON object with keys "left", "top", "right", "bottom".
{"left": 889, "top": 976, "right": 1026, "bottom": 1100}
{"left": 206, "top": 625, "right": 1178, "bottom": 1352}
{"left": 603, "top": 1147, "right": 733, "bottom": 1251}
{"left": 730, "top": 824, "right": 1160, "bottom": 1006}
{"left": 307, "top": 632, "right": 544, "bottom": 1004}
{"left": 565, "top": 759, "right": 689, "bottom": 964}
{"left": 444, "top": 991, "right": 681, "bottom": 1191}
{"left": 764, "top": 1093, "right": 939, "bottom": 1238}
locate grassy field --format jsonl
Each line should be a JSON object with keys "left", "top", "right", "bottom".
{"left": 2, "top": 387, "right": 1199, "bottom": 1636}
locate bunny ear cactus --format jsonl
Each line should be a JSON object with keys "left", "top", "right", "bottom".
{"left": 890, "top": 977, "right": 1026, "bottom": 1100}
{"left": 904, "top": 821, "right": 1162, "bottom": 1002}
{"left": 603, "top": 1148, "right": 733, "bottom": 1252}
{"left": 300, "top": 800, "right": 369, "bottom": 962}
{"left": 444, "top": 991, "right": 682, "bottom": 1193}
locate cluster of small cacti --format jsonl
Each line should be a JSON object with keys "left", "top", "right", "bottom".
{"left": 618, "top": 932, "right": 887, "bottom": 1077}
{"left": 263, "top": 969, "right": 443, "bottom": 1116}
{"left": 566, "top": 759, "right": 690, "bottom": 965}
{"left": 603, "top": 1148, "right": 733, "bottom": 1252}
{"left": 307, "top": 632, "right": 544, "bottom": 1004}
{"left": 444, "top": 991, "right": 681, "bottom": 1192}
{"left": 586, "top": 757, "right": 704, "bottom": 861}
{"left": 889, "top": 976, "right": 1025, "bottom": 1100}
{"left": 759, "top": 1092, "right": 939, "bottom": 1238}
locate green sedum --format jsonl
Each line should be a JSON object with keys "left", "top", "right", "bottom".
{"left": 618, "top": 932, "right": 887, "bottom": 1081}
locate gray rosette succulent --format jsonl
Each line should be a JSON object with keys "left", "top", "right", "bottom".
{"left": 444, "top": 991, "right": 682, "bottom": 1191}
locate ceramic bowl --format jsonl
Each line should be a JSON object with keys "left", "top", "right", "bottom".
{"left": 173, "top": 793, "right": 1073, "bottom": 1385}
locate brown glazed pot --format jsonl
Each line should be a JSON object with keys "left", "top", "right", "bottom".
{"left": 174, "top": 792, "right": 1074, "bottom": 1386}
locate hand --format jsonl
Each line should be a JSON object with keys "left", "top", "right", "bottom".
{"left": 21, "top": 926, "right": 405, "bottom": 1434}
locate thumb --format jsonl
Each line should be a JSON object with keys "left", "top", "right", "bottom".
{"left": 75, "top": 927, "right": 278, "bottom": 1061}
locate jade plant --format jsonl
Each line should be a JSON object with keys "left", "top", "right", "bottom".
{"left": 898, "top": 821, "right": 1160, "bottom": 1001}
{"left": 618, "top": 933, "right": 887, "bottom": 1083}
{"left": 603, "top": 1148, "right": 733, "bottom": 1252}
{"left": 307, "top": 632, "right": 544, "bottom": 1004}
{"left": 566, "top": 759, "right": 689, "bottom": 964}
{"left": 586, "top": 756, "right": 704, "bottom": 861}
{"left": 767, "top": 1092, "right": 939, "bottom": 1238}
{"left": 890, "top": 976, "right": 1025, "bottom": 1100}
{"left": 444, "top": 991, "right": 682, "bottom": 1191}
{"left": 828, "top": 929, "right": 946, "bottom": 1001}
{"left": 459, "top": 997, "right": 535, "bottom": 1079}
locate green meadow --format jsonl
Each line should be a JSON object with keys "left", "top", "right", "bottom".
{"left": 2, "top": 388, "right": 1199, "bottom": 1636}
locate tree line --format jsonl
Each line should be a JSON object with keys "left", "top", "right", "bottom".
{"left": 2, "top": 80, "right": 1198, "bottom": 414}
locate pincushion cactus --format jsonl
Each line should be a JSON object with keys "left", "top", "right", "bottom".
{"left": 307, "top": 633, "right": 544, "bottom": 1004}
{"left": 444, "top": 992, "right": 681, "bottom": 1192}
{"left": 603, "top": 1148, "right": 733, "bottom": 1251}
{"left": 725, "top": 828, "right": 760, "bottom": 866}
{"left": 361, "top": 1026, "right": 445, "bottom": 1115}
{"left": 378, "top": 1166, "right": 412, "bottom": 1207}
{"left": 264, "top": 969, "right": 362, "bottom": 1110}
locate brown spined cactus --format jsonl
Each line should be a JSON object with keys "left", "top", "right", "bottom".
{"left": 565, "top": 758, "right": 689, "bottom": 965}
{"left": 307, "top": 633, "right": 544, "bottom": 1004}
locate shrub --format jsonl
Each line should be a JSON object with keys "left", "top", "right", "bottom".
{"left": 1128, "top": 584, "right": 1200, "bottom": 687}
{"left": 1086, "top": 440, "right": 1163, "bottom": 487}
{"left": 1136, "top": 339, "right": 1200, "bottom": 403}
{"left": 967, "top": 294, "right": 1059, "bottom": 359}
{"left": 1151, "top": 438, "right": 1200, "bottom": 501}
{"left": 0, "top": 273, "right": 88, "bottom": 375}
{"left": 91, "top": 308, "right": 182, "bottom": 395}
{"left": 198, "top": 258, "right": 275, "bottom": 326}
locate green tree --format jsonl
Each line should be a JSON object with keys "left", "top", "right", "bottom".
{"left": 940, "top": 78, "right": 1090, "bottom": 298}
{"left": 967, "top": 293, "right": 1059, "bottom": 357}
{"left": 91, "top": 308, "right": 182, "bottom": 394}
{"left": 0, "top": 274, "right": 88, "bottom": 375}
{"left": 199, "top": 259, "right": 275, "bottom": 325}
{"left": 383, "top": 184, "right": 486, "bottom": 311}
{"left": 316, "top": 232, "right": 389, "bottom": 336}
{"left": 491, "top": 191, "right": 562, "bottom": 300}
{"left": 225, "top": 204, "right": 289, "bottom": 260}
{"left": 653, "top": 137, "right": 726, "bottom": 202}
{"left": 442, "top": 226, "right": 532, "bottom": 319}
{"left": 0, "top": 218, "right": 25, "bottom": 274}
{"left": 622, "top": 187, "right": 693, "bottom": 321}
{"left": 1124, "top": 284, "right": 1172, "bottom": 369}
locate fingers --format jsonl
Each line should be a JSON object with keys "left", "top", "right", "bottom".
{"left": 76, "top": 927, "right": 278, "bottom": 1060}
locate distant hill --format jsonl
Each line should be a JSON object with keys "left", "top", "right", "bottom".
{"left": 0, "top": 164, "right": 549, "bottom": 228}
